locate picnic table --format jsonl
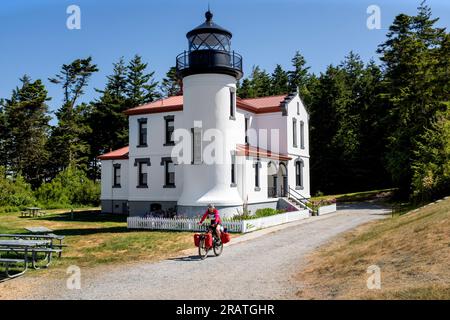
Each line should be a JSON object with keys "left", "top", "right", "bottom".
{"left": 21, "top": 207, "right": 45, "bottom": 218}
{"left": 0, "top": 239, "right": 53, "bottom": 278}
{"left": 25, "top": 226, "right": 53, "bottom": 234}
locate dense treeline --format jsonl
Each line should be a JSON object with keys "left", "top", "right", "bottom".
{"left": 0, "top": 2, "right": 448, "bottom": 211}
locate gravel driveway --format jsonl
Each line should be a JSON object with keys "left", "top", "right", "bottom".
{"left": 2, "top": 202, "right": 390, "bottom": 300}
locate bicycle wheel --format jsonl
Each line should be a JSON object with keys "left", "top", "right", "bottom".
{"left": 213, "top": 238, "right": 223, "bottom": 256}
{"left": 198, "top": 238, "right": 209, "bottom": 260}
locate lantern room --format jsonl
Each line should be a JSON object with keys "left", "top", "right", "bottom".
{"left": 176, "top": 11, "right": 243, "bottom": 80}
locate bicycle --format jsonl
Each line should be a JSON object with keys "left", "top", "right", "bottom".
{"left": 196, "top": 224, "right": 223, "bottom": 260}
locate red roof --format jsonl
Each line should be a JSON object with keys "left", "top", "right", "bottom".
{"left": 124, "top": 94, "right": 287, "bottom": 115}
{"left": 97, "top": 146, "right": 129, "bottom": 160}
{"left": 124, "top": 96, "right": 183, "bottom": 115}
{"left": 236, "top": 144, "right": 292, "bottom": 161}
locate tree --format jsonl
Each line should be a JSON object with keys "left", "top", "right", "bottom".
{"left": 377, "top": 1, "right": 448, "bottom": 197}
{"left": 160, "top": 66, "right": 182, "bottom": 97}
{"left": 47, "top": 57, "right": 98, "bottom": 175}
{"left": 288, "top": 51, "right": 311, "bottom": 101}
{"left": 2, "top": 76, "right": 51, "bottom": 187}
{"left": 84, "top": 58, "right": 130, "bottom": 179}
{"left": 270, "top": 64, "right": 289, "bottom": 95}
{"left": 237, "top": 78, "right": 253, "bottom": 98}
{"left": 412, "top": 106, "right": 450, "bottom": 202}
{"left": 125, "top": 54, "right": 160, "bottom": 106}
{"left": 0, "top": 100, "right": 7, "bottom": 170}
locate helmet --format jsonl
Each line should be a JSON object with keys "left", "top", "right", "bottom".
{"left": 207, "top": 203, "right": 215, "bottom": 209}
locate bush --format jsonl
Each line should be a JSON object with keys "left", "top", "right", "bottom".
{"left": 0, "top": 167, "right": 37, "bottom": 211}
{"left": 35, "top": 166, "right": 100, "bottom": 207}
{"left": 254, "top": 208, "right": 285, "bottom": 218}
{"left": 229, "top": 207, "right": 286, "bottom": 221}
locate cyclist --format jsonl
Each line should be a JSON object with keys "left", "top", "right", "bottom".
{"left": 198, "top": 204, "right": 222, "bottom": 240}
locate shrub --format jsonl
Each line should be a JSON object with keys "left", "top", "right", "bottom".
{"left": 36, "top": 166, "right": 100, "bottom": 207}
{"left": 228, "top": 207, "right": 286, "bottom": 221}
{"left": 0, "top": 167, "right": 36, "bottom": 211}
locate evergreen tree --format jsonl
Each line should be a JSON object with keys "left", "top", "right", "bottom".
{"left": 160, "top": 66, "right": 182, "bottom": 97}
{"left": 270, "top": 64, "right": 289, "bottom": 95}
{"left": 85, "top": 58, "right": 130, "bottom": 179}
{"left": 252, "top": 66, "right": 272, "bottom": 97}
{"left": 2, "top": 76, "right": 51, "bottom": 187}
{"left": 0, "top": 100, "right": 7, "bottom": 170}
{"left": 125, "top": 55, "right": 160, "bottom": 106}
{"left": 378, "top": 1, "right": 448, "bottom": 197}
{"left": 47, "top": 57, "right": 98, "bottom": 175}
{"left": 288, "top": 51, "right": 311, "bottom": 100}
{"left": 237, "top": 78, "right": 253, "bottom": 98}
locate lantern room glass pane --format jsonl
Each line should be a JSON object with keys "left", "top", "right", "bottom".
{"left": 189, "top": 33, "right": 230, "bottom": 52}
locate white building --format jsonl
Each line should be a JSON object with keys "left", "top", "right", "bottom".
{"left": 98, "top": 11, "right": 311, "bottom": 217}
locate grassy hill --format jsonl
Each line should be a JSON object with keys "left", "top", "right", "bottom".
{"left": 297, "top": 197, "right": 450, "bottom": 299}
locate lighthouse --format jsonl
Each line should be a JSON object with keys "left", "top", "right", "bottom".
{"left": 176, "top": 11, "right": 245, "bottom": 215}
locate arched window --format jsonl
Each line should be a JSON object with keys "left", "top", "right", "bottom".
{"left": 295, "top": 159, "right": 303, "bottom": 188}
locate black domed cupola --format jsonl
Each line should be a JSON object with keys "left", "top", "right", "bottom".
{"left": 176, "top": 11, "right": 243, "bottom": 79}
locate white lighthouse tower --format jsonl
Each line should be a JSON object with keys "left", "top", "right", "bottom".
{"left": 176, "top": 11, "right": 244, "bottom": 215}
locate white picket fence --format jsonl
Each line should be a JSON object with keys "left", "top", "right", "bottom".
{"left": 127, "top": 209, "right": 310, "bottom": 233}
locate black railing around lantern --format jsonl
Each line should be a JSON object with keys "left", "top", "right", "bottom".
{"left": 176, "top": 50, "right": 243, "bottom": 79}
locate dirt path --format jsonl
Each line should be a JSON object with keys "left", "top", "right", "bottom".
{"left": 1, "top": 202, "right": 390, "bottom": 300}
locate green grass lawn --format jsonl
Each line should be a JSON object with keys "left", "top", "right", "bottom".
{"left": 311, "top": 188, "right": 396, "bottom": 203}
{"left": 0, "top": 208, "right": 193, "bottom": 270}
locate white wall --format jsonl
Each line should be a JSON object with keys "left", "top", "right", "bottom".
{"left": 127, "top": 112, "right": 183, "bottom": 202}
{"left": 100, "top": 159, "right": 129, "bottom": 200}
{"left": 177, "top": 74, "right": 243, "bottom": 207}
{"left": 285, "top": 96, "right": 311, "bottom": 198}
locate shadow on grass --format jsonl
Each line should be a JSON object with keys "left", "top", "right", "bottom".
{"left": 35, "top": 211, "right": 126, "bottom": 223}
{"left": 51, "top": 226, "right": 130, "bottom": 237}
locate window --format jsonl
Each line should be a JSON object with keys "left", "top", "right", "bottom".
{"left": 192, "top": 127, "right": 202, "bottom": 165}
{"left": 138, "top": 118, "right": 147, "bottom": 147}
{"left": 253, "top": 161, "right": 261, "bottom": 191}
{"left": 230, "top": 153, "right": 236, "bottom": 187}
{"left": 245, "top": 117, "right": 249, "bottom": 145}
{"left": 297, "top": 102, "right": 300, "bottom": 115}
{"left": 161, "top": 157, "right": 176, "bottom": 188}
{"left": 113, "top": 164, "right": 121, "bottom": 188}
{"left": 230, "top": 89, "right": 236, "bottom": 120}
{"left": 164, "top": 115, "right": 175, "bottom": 146}
{"left": 135, "top": 158, "right": 150, "bottom": 188}
{"left": 293, "top": 118, "right": 298, "bottom": 147}
{"left": 295, "top": 160, "right": 303, "bottom": 189}
{"left": 300, "top": 121, "right": 305, "bottom": 149}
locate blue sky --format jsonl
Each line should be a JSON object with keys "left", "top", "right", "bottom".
{"left": 1, "top": 0, "right": 449, "bottom": 120}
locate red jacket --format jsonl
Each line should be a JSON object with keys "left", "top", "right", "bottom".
{"left": 200, "top": 208, "right": 222, "bottom": 225}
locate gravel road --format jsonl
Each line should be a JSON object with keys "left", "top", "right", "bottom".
{"left": 2, "top": 202, "right": 390, "bottom": 300}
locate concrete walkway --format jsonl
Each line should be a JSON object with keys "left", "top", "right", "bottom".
{"left": 1, "top": 202, "right": 390, "bottom": 300}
